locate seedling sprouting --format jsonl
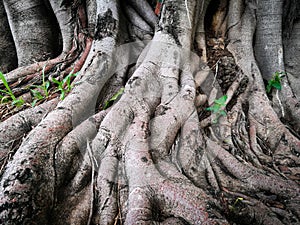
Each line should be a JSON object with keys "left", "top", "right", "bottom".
{"left": 266, "top": 71, "right": 285, "bottom": 93}
{"left": 0, "top": 71, "right": 24, "bottom": 107}
{"left": 206, "top": 95, "right": 227, "bottom": 123}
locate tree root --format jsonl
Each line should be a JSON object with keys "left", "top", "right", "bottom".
{"left": 1, "top": 0, "right": 299, "bottom": 224}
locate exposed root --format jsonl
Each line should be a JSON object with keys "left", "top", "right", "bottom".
{"left": 0, "top": 99, "right": 59, "bottom": 171}
{"left": 127, "top": 0, "right": 158, "bottom": 28}
{"left": 1, "top": 0, "right": 299, "bottom": 224}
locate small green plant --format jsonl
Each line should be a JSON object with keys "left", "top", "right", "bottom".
{"left": 103, "top": 87, "right": 125, "bottom": 109}
{"left": 0, "top": 71, "right": 24, "bottom": 107}
{"left": 266, "top": 71, "right": 285, "bottom": 93}
{"left": 30, "top": 64, "right": 51, "bottom": 106}
{"left": 30, "top": 89, "right": 44, "bottom": 107}
{"left": 206, "top": 95, "right": 227, "bottom": 123}
{"left": 40, "top": 64, "right": 51, "bottom": 98}
{"left": 52, "top": 70, "right": 78, "bottom": 100}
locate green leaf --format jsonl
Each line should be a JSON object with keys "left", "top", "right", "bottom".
{"left": 214, "top": 95, "right": 227, "bottom": 105}
{"left": 63, "top": 75, "right": 71, "bottom": 86}
{"left": 103, "top": 87, "right": 125, "bottom": 109}
{"left": 206, "top": 105, "right": 220, "bottom": 113}
{"left": 31, "top": 99, "right": 38, "bottom": 107}
{"left": 63, "top": 70, "right": 77, "bottom": 87}
{"left": 64, "top": 70, "right": 75, "bottom": 82}
{"left": 110, "top": 87, "right": 124, "bottom": 101}
{"left": 66, "top": 77, "right": 71, "bottom": 88}
{"left": 219, "top": 110, "right": 227, "bottom": 116}
{"left": 12, "top": 98, "right": 24, "bottom": 107}
{"left": 272, "top": 81, "right": 281, "bottom": 90}
{"left": 0, "top": 89, "right": 10, "bottom": 95}
{"left": 52, "top": 78, "right": 63, "bottom": 88}
{"left": 45, "top": 81, "right": 50, "bottom": 90}
{"left": 0, "top": 72, "right": 14, "bottom": 97}
{"left": 274, "top": 75, "right": 280, "bottom": 82}
{"left": 60, "top": 91, "right": 66, "bottom": 100}
{"left": 31, "top": 89, "right": 44, "bottom": 100}
{"left": 266, "top": 71, "right": 284, "bottom": 93}
{"left": 206, "top": 95, "right": 228, "bottom": 122}
{"left": 52, "top": 77, "right": 61, "bottom": 85}
{"left": 0, "top": 72, "right": 10, "bottom": 91}
{"left": 266, "top": 83, "right": 272, "bottom": 93}
{"left": 103, "top": 101, "right": 112, "bottom": 110}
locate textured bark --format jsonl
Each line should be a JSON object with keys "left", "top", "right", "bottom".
{"left": 0, "top": 1, "right": 17, "bottom": 73}
{"left": 0, "top": 0, "right": 299, "bottom": 225}
{"left": 254, "top": 0, "right": 284, "bottom": 80}
{"left": 3, "top": 0, "right": 58, "bottom": 67}
{"left": 284, "top": 20, "right": 300, "bottom": 98}
{"left": 253, "top": 0, "right": 300, "bottom": 133}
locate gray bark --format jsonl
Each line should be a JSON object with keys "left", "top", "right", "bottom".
{"left": 0, "top": 0, "right": 299, "bottom": 224}
{"left": 254, "top": 0, "right": 284, "bottom": 80}
{"left": 284, "top": 20, "right": 300, "bottom": 98}
{"left": 0, "top": 1, "right": 17, "bottom": 72}
{"left": 3, "top": 0, "right": 57, "bottom": 66}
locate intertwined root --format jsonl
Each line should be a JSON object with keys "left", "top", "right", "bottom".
{"left": 1, "top": 0, "right": 300, "bottom": 224}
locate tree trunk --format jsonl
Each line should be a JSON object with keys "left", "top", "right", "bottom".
{"left": 3, "top": 0, "right": 59, "bottom": 66}
{"left": 0, "top": 0, "right": 17, "bottom": 73}
{"left": 0, "top": 0, "right": 299, "bottom": 224}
